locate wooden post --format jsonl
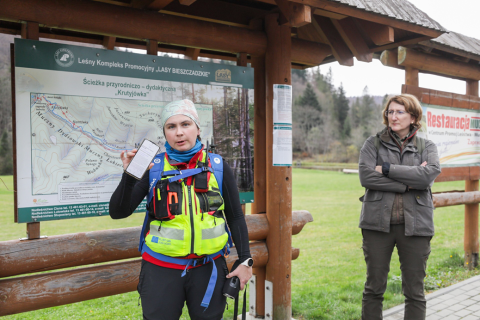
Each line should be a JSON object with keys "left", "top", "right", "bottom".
{"left": 251, "top": 53, "right": 267, "bottom": 317}
{"left": 21, "top": 21, "right": 39, "bottom": 41}
{"left": 405, "top": 66, "right": 419, "bottom": 87}
{"left": 236, "top": 52, "right": 248, "bottom": 218}
{"left": 102, "top": 36, "right": 116, "bottom": 50}
{"left": 465, "top": 79, "right": 479, "bottom": 269}
{"left": 265, "top": 14, "right": 292, "bottom": 319}
{"left": 21, "top": 21, "right": 41, "bottom": 240}
{"left": 146, "top": 39, "right": 158, "bottom": 56}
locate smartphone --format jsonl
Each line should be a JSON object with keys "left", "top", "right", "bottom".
{"left": 124, "top": 139, "right": 160, "bottom": 180}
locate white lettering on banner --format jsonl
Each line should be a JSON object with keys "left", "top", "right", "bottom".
{"left": 424, "top": 105, "right": 480, "bottom": 166}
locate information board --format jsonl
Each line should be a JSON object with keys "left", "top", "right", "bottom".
{"left": 420, "top": 104, "right": 480, "bottom": 167}
{"left": 14, "top": 39, "right": 254, "bottom": 223}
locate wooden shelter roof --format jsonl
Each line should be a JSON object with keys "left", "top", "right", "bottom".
{"left": 0, "top": 0, "right": 447, "bottom": 68}
{"left": 324, "top": 0, "right": 446, "bottom": 32}
{"left": 419, "top": 31, "right": 480, "bottom": 62}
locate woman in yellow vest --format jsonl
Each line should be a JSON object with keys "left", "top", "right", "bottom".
{"left": 110, "top": 99, "right": 253, "bottom": 320}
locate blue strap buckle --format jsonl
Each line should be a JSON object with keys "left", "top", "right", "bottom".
{"left": 202, "top": 167, "right": 213, "bottom": 173}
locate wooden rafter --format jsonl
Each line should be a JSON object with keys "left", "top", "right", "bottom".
{"left": 254, "top": 0, "right": 444, "bottom": 38}
{"left": 274, "top": 0, "right": 311, "bottom": 27}
{"left": 0, "top": 0, "right": 268, "bottom": 56}
{"left": 179, "top": 0, "right": 196, "bottom": 5}
{"left": 371, "top": 35, "right": 430, "bottom": 53}
{"left": 398, "top": 46, "right": 480, "bottom": 80}
{"left": 312, "top": 15, "right": 353, "bottom": 66}
{"left": 131, "top": 0, "right": 174, "bottom": 10}
{"left": 331, "top": 17, "right": 372, "bottom": 62}
{"left": 357, "top": 19, "right": 394, "bottom": 46}
{"left": 291, "top": 38, "right": 331, "bottom": 65}
{"left": 296, "top": 23, "right": 324, "bottom": 43}
{"left": 158, "top": 0, "right": 268, "bottom": 29}
{"left": 380, "top": 48, "right": 471, "bottom": 82}
{"left": 419, "top": 40, "right": 480, "bottom": 63}
{"left": 313, "top": 8, "right": 346, "bottom": 20}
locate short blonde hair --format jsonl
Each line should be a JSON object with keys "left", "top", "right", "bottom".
{"left": 382, "top": 94, "right": 423, "bottom": 129}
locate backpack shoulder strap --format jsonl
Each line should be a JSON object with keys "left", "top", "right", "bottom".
{"left": 140, "top": 152, "right": 165, "bottom": 252}
{"left": 208, "top": 152, "right": 223, "bottom": 196}
{"left": 147, "top": 152, "right": 165, "bottom": 204}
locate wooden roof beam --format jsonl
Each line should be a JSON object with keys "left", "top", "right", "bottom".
{"left": 420, "top": 40, "right": 480, "bottom": 63}
{"left": 157, "top": 0, "right": 268, "bottom": 29}
{"left": 131, "top": 0, "right": 175, "bottom": 10}
{"left": 398, "top": 46, "right": 480, "bottom": 81}
{"left": 291, "top": 38, "right": 331, "bottom": 65}
{"left": 274, "top": 0, "right": 311, "bottom": 27}
{"left": 254, "top": 0, "right": 444, "bottom": 38}
{"left": 312, "top": 15, "right": 353, "bottom": 66}
{"left": 331, "top": 17, "right": 372, "bottom": 62}
{"left": 179, "top": 0, "right": 196, "bottom": 5}
{"left": 0, "top": 0, "right": 267, "bottom": 56}
{"left": 372, "top": 35, "right": 430, "bottom": 53}
{"left": 357, "top": 19, "right": 394, "bottom": 46}
{"left": 313, "top": 8, "right": 346, "bottom": 20}
{"left": 380, "top": 49, "right": 403, "bottom": 69}
{"left": 380, "top": 48, "right": 472, "bottom": 82}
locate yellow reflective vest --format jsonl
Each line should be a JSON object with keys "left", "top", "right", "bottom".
{"left": 141, "top": 151, "right": 229, "bottom": 258}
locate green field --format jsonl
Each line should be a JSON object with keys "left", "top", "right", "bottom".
{"left": 0, "top": 170, "right": 476, "bottom": 319}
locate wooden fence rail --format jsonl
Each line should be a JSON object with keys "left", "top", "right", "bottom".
{"left": 0, "top": 210, "right": 312, "bottom": 278}
{"left": 0, "top": 210, "right": 312, "bottom": 316}
{"left": 0, "top": 241, "right": 300, "bottom": 316}
{"left": 433, "top": 191, "right": 480, "bottom": 208}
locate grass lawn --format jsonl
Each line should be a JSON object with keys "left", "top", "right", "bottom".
{"left": 0, "top": 170, "right": 475, "bottom": 319}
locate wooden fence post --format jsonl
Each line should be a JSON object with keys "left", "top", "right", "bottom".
{"left": 465, "top": 79, "right": 479, "bottom": 269}
{"left": 21, "top": 21, "right": 41, "bottom": 240}
{"left": 252, "top": 51, "right": 267, "bottom": 317}
{"left": 405, "top": 66, "right": 419, "bottom": 87}
{"left": 237, "top": 53, "right": 248, "bottom": 218}
{"left": 265, "top": 13, "right": 292, "bottom": 320}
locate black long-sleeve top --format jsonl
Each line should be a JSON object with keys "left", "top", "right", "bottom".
{"left": 109, "top": 160, "right": 251, "bottom": 262}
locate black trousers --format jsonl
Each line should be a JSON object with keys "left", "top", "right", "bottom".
{"left": 137, "top": 258, "right": 228, "bottom": 320}
{"left": 361, "top": 225, "right": 431, "bottom": 320}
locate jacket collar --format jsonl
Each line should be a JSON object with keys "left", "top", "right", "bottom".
{"left": 377, "top": 126, "right": 419, "bottom": 150}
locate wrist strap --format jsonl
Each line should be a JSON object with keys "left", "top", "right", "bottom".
{"left": 233, "top": 283, "right": 247, "bottom": 320}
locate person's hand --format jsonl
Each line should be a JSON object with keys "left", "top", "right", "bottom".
{"left": 226, "top": 264, "right": 252, "bottom": 290}
{"left": 120, "top": 149, "right": 154, "bottom": 171}
{"left": 420, "top": 161, "right": 427, "bottom": 167}
{"left": 375, "top": 165, "right": 382, "bottom": 173}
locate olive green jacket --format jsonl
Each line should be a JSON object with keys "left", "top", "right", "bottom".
{"left": 358, "top": 128, "right": 441, "bottom": 236}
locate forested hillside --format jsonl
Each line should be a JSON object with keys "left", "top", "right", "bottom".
{"left": 0, "top": 34, "right": 13, "bottom": 174}
{"left": 292, "top": 67, "right": 386, "bottom": 162}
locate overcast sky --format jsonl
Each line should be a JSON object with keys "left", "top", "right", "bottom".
{"left": 322, "top": 0, "right": 479, "bottom": 97}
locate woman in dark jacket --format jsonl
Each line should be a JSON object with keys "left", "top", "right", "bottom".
{"left": 358, "top": 94, "right": 441, "bottom": 320}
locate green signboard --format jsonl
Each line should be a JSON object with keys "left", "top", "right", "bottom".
{"left": 15, "top": 39, "right": 254, "bottom": 223}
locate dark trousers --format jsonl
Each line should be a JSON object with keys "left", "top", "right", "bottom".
{"left": 361, "top": 225, "right": 431, "bottom": 320}
{"left": 137, "top": 258, "right": 228, "bottom": 320}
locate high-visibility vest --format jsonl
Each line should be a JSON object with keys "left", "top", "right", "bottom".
{"left": 139, "top": 151, "right": 231, "bottom": 258}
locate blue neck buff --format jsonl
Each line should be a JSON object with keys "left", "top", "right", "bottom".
{"left": 165, "top": 139, "right": 203, "bottom": 163}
